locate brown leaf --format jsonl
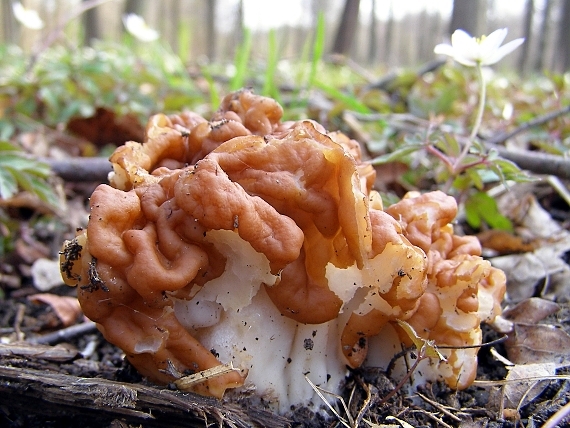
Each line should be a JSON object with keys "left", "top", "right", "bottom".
{"left": 28, "top": 293, "right": 82, "bottom": 327}
{"left": 503, "top": 298, "right": 560, "bottom": 324}
{"left": 505, "top": 323, "right": 570, "bottom": 367}
{"left": 504, "top": 363, "right": 557, "bottom": 409}
{"left": 477, "top": 229, "right": 536, "bottom": 255}
{"left": 67, "top": 107, "right": 144, "bottom": 147}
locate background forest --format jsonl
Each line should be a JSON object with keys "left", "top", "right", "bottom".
{"left": 2, "top": 0, "right": 570, "bottom": 74}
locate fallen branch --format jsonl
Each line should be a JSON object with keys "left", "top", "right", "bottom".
{"left": 43, "top": 157, "right": 112, "bottom": 182}
{"left": 0, "top": 342, "right": 292, "bottom": 428}
{"left": 486, "top": 104, "right": 570, "bottom": 146}
{"left": 486, "top": 143, "right": 570, "bottom": 180}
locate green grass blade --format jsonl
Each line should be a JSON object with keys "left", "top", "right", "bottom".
{"left": 308, "top": 12, "right": 325, "bottom": 90}
{"left": 262, "top": 29, "right": 280, "bottom": 100}
{"left": 230, "top": 28, "right": 252, "bottom": 91}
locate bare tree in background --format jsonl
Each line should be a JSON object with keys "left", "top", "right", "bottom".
{"left": 534, "top": 0, "right": 553, "bottom": 72}
{"left": 124, "top": 0, "right": 144, "bottom": 16}
{"left": 368, "top": 0, "right": 378, "bottom": 64}
{"left": 206, "top": 0, "right": 217, "bottom": 61}
{"left": 233, "top": 0, "right": 244, "bottom": 50}
{"left": 332, "top": 0, "right": 361, "bottom": 56}
{"left": 384, "top": 2, "right": 394, "bottom": 65}
{"left": 449, "top": 0, "right": 486, "bottom": 36}
{"left": 82, "top": 0, "right": 100, "bottom": 46}
{"left": 518, "top": 0, "right": 534, "bottom": 74}
{"left": 556, "top": 0, "right": 570, "bottom": 71}
{"left": 1, "top": 0, "right": 17, "bottom": 44}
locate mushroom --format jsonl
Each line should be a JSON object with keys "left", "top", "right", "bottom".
{"left": 60, "top": 89, "right": 506, "bottom": 412}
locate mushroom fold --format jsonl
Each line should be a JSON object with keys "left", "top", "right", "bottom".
{"left": 60, "top": 89, "right": 506, "bottom": 412}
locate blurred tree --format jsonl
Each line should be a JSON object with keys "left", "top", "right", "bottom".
{"left": 556, "top": 0, "right": 570, "bottom": 71}
{"left": 1, "top": 0, "right": 17, "bottom": 44}
{"left": 332, "top": 0, "right": 361, "bottom": 56}
{"left": 518, "top": 0, "right": 534, "bottom": 74}
{"left": 82, "top": 0, "right": 100, "bottom": 46}
{"left": 206, "top": 0, "right": 217, "bottom": 61}
{"left": 124, "top": 0, "right": 144, "bottom": 15}
{"left": 368, "top": 0, "right": 378, "bottom": 64}
{"left": 449, "top": 0, "right": 486, "bottom": 36}
{"left": 384, "top": 1, "right": 394, "bottom": 65}
{"left": 534, "top": 0, "right": 552, "bottom": 72}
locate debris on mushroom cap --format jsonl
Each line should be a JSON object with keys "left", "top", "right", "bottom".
{"left": 60, "top": 89, "right": 506, "bottom": 412}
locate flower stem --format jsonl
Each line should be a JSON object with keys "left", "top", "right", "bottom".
{"left": 454, "top": 62, "right": 486, "bottom": 171}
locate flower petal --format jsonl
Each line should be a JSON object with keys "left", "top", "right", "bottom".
{"left": 483, "top": 37, "right": 525, "bottom": 65}
{"left": 452, "top": 55, "right": 478, "bottom": 67}
{"left": 12, "top": 2, "right": 44, "bottom": 30}
{"left": 479, "top": 28, "right": 508, "bottom": 61}
{"left": 434, "top": 43, "right": 455, "bottom": 56}
{"left": 451, "top": 29, "right": 480, "bottom": 63}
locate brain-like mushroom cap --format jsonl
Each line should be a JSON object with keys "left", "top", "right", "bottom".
{"left": 60, "top": 90, "right": 506, "bottom": 410}
{"left": 385, "top": 191, "right": 506, "bottom": 388}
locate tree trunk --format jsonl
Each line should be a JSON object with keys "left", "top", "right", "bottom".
{"left": 384, "top": 1, "right": 394, "bottom": 65}
{"left": 233, "top": 0, "right": 244, "bottom": 51}
{"left": 82, "top": 0, "right": 100, "bottom": 46}
{"left": 449, "top": 0, "right": 486, "bottom": 36}
{"left": 556, "top": 0, "right": 570, "bottom": 71}
{"left": 518, "top": 0, "right": 534, "bottom": 74}
{"left": 206, "top": 0, "right": 217, "bottom": 62}
{"left": 1, "top": 0, "right": 18, "bottom": 44}
{"left": 124, "top": 0, "right": 144, "bottom": 15}
{"left": 331, "top": 0, "right": 361, "bottom": 56}
{"left": 368, "top": 0, "right": 377, "bottom": 64}
{"left": 534, "top": 0, "right": 552, "bottom": 72}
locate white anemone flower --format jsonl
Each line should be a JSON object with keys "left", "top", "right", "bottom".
{"left": 12, "top": 2, "right": 44, "bottom": 30}
{"left": 122, "top": 14, "right": 159, "bottom": 42}
{"left": 434, "top": 28, "right": 524, "bottom": 67}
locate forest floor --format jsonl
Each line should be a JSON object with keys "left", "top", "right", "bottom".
{"left": 1, "top": 169, "right": 569, "bottom": 428}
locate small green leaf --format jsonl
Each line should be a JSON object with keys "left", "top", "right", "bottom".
{"left": 313, "top": 80, "right": 371, "bottom": 114}
{"left": 396, "top": 320, "right": 446, "bottom": 361}
{"left": 466, "top": 168, "right": 484, "bottom": 190}
{"left": 464, "top": 191, "right": 513, "bottom": 231}
{"left": 0, "top": 169, "right": 18, "bottom": 199}
{"left": 370, "top": 144, "right": 422, "bottom": 165}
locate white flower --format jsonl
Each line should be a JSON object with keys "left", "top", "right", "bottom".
{"left": 434, "top": 28, "right": 524, "bottom": 67}
{"left": 12, "top": 2, "right": 44, "bottom": 30}
{"left": 122, "top": 14, "right": 159, "bottom": 42}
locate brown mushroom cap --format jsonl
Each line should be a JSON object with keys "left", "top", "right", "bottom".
{"left": 60, "top": 90, "right": 506, "bottom": 404}
{"left": 385, "top": 191, "right": 507, "bottom": 388}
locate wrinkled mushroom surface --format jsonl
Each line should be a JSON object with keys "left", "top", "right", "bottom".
{"left": 60, "top": 89, "right": 506, "bottom": 412}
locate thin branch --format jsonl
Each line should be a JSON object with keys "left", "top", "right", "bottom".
{"left": 486, "top": 104, "right": 570, "bottom": 145}
{"left": 541, "top": 400, "right": 570, "bottom": 428}
{"left": 42, "top": 157, "right": 111, "bottom": 182}
{"left": 486, "top": 143, "right": 570, "bottom": 179}
{"left": 27, "top": 321, "right": 98, "bottom": 345}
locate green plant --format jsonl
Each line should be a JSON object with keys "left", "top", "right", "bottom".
{"left": 0, "top": 141, "right": 60, "bottom": 207}
{"left": 371, "top": 29, "right": 532, "bottom": 230}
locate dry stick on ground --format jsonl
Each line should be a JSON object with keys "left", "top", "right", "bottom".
{"left": 43, "top": 157, "right": 112, "bottom": 182}
{"left": 0, "top": 342, "right": 292, "bottom": 428}
{"left": 486, "top": 104, "right": 570, "bottom": 145}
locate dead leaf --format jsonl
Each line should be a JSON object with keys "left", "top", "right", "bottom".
{"left": 491, "top": 191, "right": 570, "bottom": 300}
{"left": 67, "top": 107, "right": 144, "bottom": 147}
{"left": 477, "top": 229, "right": 536, "bottom": 255}
{"left": 505, "top": 323, "right": 570, "bottom": 367}
{"left": 504, "top": 363, "right": 557, "bottom": 409}
{"left": 503, "top": 298, "right": 560, "bottom": 324}
{"left": 31, "top": 258, "right": 65, "bottom": 291}
{"left": 28, "top": 293, "right": 82, "bottom": 327}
